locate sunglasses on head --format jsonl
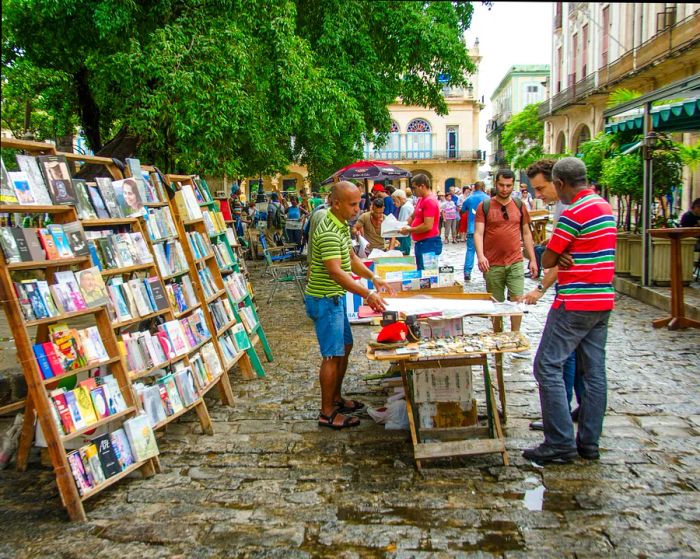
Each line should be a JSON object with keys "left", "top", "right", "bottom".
{"left": 501, "top": 204, "right": 509, "bottom": 220}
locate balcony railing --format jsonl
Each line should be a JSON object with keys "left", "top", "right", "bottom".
{"left": 489, "top": 150, "right": 507, "bottom": 167}
{"left": 364, "top": 149, "right": 485, "bottom": 162}
{"left": 539, "top": 9, "right": 699, "bottom": 118}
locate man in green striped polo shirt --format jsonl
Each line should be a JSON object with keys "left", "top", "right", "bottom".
{"left": 305, "top": 181, "right": 392, "bottom": 430}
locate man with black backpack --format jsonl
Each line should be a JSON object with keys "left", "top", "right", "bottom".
{"left": 474, "top": 169, "right": 538, "bottom": 354}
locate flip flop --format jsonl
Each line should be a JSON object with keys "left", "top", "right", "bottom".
{"left": 333, "top": 399, "right": 366, "bottom": 414}
{"left": 318, "top": 410, "right": 360, "bottom": 430}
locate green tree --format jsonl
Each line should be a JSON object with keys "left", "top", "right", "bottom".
{"left": 578, "top": 132, "right": 617, "bottom": 184}
{"left": 2, "top": 0, "right": 477, "bottom": 183}
{"left": 500, "top": 103, "right": 544, "bottom": 171}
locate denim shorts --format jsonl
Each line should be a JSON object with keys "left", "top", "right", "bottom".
{"left": 414, "top": 236, "right": 443, "bottom": 270}
{"left": 304, "top": 294, "right": 353, "bottom": 357}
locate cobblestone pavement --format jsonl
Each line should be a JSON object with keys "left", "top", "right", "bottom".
{"left": 1, "top": 241, "right": 699, "bottom": 558}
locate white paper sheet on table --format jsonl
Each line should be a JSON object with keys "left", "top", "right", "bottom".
{"left": 383, "top": 297, "right": 496, "bottom": 315}
{"left": 380, "top": 214, "right": 408, "bottom": 237}
{"left": 367, "top": 248, "right": 403, "bottom": 259}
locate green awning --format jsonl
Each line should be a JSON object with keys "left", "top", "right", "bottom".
{"left": 604, "top": 98, "right": 700, "bottom": 133}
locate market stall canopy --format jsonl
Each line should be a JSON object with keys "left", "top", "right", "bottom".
{"left": 605, "top": 97, "right": 700, "bottom": 133}
{"left": 321, "top": 160, "right": 412, "bottom": 185}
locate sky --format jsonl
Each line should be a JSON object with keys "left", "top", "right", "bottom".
{"left": 464, "top": 2, "right": 553, "bottom": 173}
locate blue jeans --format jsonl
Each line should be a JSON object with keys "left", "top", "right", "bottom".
{"left": 414, "top": 236, "right": 442, "bottom": 270}
{"left": 534, "top": 306, "right": 610, "bottom": 450}
{"left": 562, "top": 352, "right": 585, "bottom": 409}
{"left": 463, "top": 234, "right": 476, "bottom": 277}
{"left": 534, "top": 245, "right": 546, "bottom": 278}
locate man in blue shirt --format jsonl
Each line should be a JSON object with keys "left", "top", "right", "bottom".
{"left": 460, "top": 180, "right": 489, "bottom": 281}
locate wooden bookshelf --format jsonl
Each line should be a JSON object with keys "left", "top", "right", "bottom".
{"left": 0, "top": 184, "right": 158, "bottom": 521}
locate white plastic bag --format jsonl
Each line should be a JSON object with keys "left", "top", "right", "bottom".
{"left": 385, "top": 399, "right": 409, "bottom": 430}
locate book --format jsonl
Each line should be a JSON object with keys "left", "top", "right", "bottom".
{"left": 86, "top": 183, "right": 110, "bottom": 219}
{"left": 0, "top": 157, "right": 18, "bottom": 205}
{"left": 83, "top": 443, "right": 106, "bottom": 485}
{"left": 139, "top": 384, "right": 167, "bottom": 426}
{"left": 36, "top": 280, "right": 59, "bottom": 316}
{"left": 125, "top": 159, "right": 148, "bottom": 202}
{"left": 13, "top": 282, "right": 35, "bottom": 321}
{"left": 162, "top": 321, "right": 189, "bottom": 356}
{"left": 15, "top": 155, "right": 52, "bottom": 205}
{"left": 95, "top": 177, "right": 121, "bottom": 218}
{"left": 23, "top": 280, "right": 49, "bottom": 319}
{"left": 72, "top": 178, "right": 98, "bottom": 219}
{"left": 23, "top": 228, "right": 46, "bottom": 261}
{"left": 67, "top": 450, "right": 92, "bottom": 495}
{"left": 64, "top": 390, "right": 87, "bottom": 430}
{"left": 174, "top": 369, "right": 198, "bottom": 406}
{"left": 0, "top": 227, "right": 21, "bottom": 263}
{"left": 123, "top": 414, "right": 159, "bottom": 462}
{"left": 10, "top": 228, "right": 32, "bottom": 262}
{"left": 33, "top": 344, "right": 54, "bottom": 379}
{"left": 92, "top": 433, "right": 122, "bottom": 478}
{"left": 100, "top": 374, "right": 128, "bottom": 413}
{"left": 54, "top": 271, "right": 87, "bottom": 311}
{"left": 62, "top": 221, "right": 90, "bottom": 257}
{"left": 36, "top": 155, "right": 77, "bottom": 205}
{"left": 37, "top": 228, "right": 60, "bottom": 260}
{"left": 160, "top": 374, "right": 184, "bottom": 413}
{"left": 109, "top": 428, "right": 135, "bottom": 470}
{"left": 8, "top": 171, "right": 37, "bottom": 205}
{"left": 112, "top": 178, "right": 145, "bottom": 218}
{"left": 89, "top": 387, "right": 111, "bottom": 420}
{"left": 72, "top": 386, "right": 97, "bottom": 425}
{"left": 42, "top": 342, "right": 66, "bottom": 377}
{"left": 231, "top": 323, "right": 251, "bottom": 352}
{"left": 47, "top": 224, "right": 74, "bottom": 258}
{"left": 75, "top": 267, "right": 109, "bottom": 307}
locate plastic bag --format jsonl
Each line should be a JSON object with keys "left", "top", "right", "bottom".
{"left": 385, "top": 399, "right": 409, "bottom": 430}
{"left": 0, "top": 413, "right": 23, "bottom": 469}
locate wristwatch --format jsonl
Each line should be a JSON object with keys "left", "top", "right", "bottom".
{"left": 366, "top": 289, "right": 377, "bottom": 299}
{"left": 536, "top": 283, "right": 546, "bottom": 293}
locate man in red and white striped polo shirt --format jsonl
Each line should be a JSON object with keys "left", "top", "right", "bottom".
{"left": 523, "top": 157, "right": 617, "bottom": 465}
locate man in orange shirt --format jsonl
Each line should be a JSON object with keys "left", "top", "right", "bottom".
{"left": 474, "top": 168, "right": 538, "bottom": 337}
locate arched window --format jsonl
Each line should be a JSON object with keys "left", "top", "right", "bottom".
{"left": 390, "top": 121, "right": 400, "bottom": 133}
{"left": 574, "top": 125, "right": 591, "bottom": 154}
{"left": 555, "top": 131, "right": 566, "bottom": 154}
{"left": 406, "top": 119, "right": 433, "bottom": 159}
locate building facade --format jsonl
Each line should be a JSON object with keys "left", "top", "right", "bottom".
{"left": 486, "top": 64, "right": 550, "bottom": 172}
{"left": 539, "top": 2, "right": 699, "bottom": 157}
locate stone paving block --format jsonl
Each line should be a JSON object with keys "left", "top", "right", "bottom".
{"left": 317, "top": 522, "right": 425, "bottom": 550}
{"left": 206, "top": 524, "right": 305, "bottom": 549}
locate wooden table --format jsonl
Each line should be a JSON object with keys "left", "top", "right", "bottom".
{"left": 529, "top": 209, "right": 551, "bottom": 245}
{"left": 648, "top": 227, "right": 700, "bottom": 330}
{"left": 367, "top": 341, "right": 526, "bottom": 469}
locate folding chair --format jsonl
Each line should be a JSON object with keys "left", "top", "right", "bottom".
{"left": 258, "top": 233, "right": 305, "bottom": 303}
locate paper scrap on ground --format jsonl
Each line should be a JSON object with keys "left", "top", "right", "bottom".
{"left": 383, "top": 297, "right": 495, "bottom": 315}
{"left": 381, "top": 214, "right": 408, "bottom": 237}
{"left": 367, "top": 248, "right": 404, "bottom": 259}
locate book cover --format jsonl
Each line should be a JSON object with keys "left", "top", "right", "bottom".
{"left": 124, "top": 159, "right": 148, "bottom": 202}
{"left": 86, "top": 183, "right": 110, "bottom": 219}
{"left": 36, "top": 280, "right": 59, "bottom": 317}
{"left": 47, "top": 224, "right": 73, "bottom": 258}
{"left": 174, "top": 369, "right": 198, "bottom": 406}
{"left": 37, "top": 228, "right": 59, "bottom": 260}
{"left": 95, "top": 177, "right": 122, "bottom": 218}
{"left": 160, "top": 374, "right": 184, "bottom": 413}
{"left": 0, "top": 157, "right": 18, "bottom": 204}
{"left": 62, "top": 221, "right": 90, "bottom": 257}
{"left": 231, "top": 323, "right": 251, "bottom": 352}
{"left": 100, "top": 374, "right": 127, "bottom": 413}
{"left": 112, "top": 178, "right": 146, "bottom": 218}
{"left": 72, "top": 178, "right": 98, "bottom": 219}
{"left": 13, "top": 282, "right": 35, "bottom": 321}
{"left": 22, "top": 228, "right": 46, "bottom": 261}
{"left": 8, "top": 171, "right": 37, "bottom": 205}
{"left": 10, "top": 228, "right": 32, "bottom": 262}
{"left": 89, "top": 387, "right": 111, "bottom": 420}
{"left": 32, "top": 344, "right": 54, "bottom": 379}
{"left": 67, "top": 450, "right": 91, "bottom": 495}
{"left": 157, "top": 383, "right": 174, "bottom": 416}
{"left": 123, "top": 414, "right": 159, "bottom": 462}
{"left": 87, "top": 240, "right": 103, "bottom": 269}
{"left": 51, "top": 390, "right": 74, "bottom": 433}
{"left": 162, "top": 321, "right": 189, "bottom": 356}
{"left": 64, "top": 390, "right": 86, "bottom": 430}
{"left": 109, "top": 428, "right": 135, "bottom": 469}
{"left": 23, "top": 280, "right": 50, "bottom": 319}
{"left": 36, "top": 155, "right": 77, "bottom": 205}
{"left": 83, "top": 443, "right": 107, "bottom": 485}
{"left": 141, "top": 384, "right": 167, "bottom": 426}
{"left": 54, "top": 270, "right": 87, "bottom": 310}
{"left": 15, "top": 154, "right": 52, "bottom": 205}
{"left": 42, "top": 342, "right": 66, "bottom": 377}
{"left": 73, "top": 386, "right": 99, "bottom": 426}
{"left": 92, "top": 433, "right": 121, "bottom": 478}
{"left": 75, "top": 267, "right": 109, "bottom": 308}
{"left": 156, "top": 331, "right": 176, "bottom": 360}
{"left": 0, "top": 227, "right": 21, "bottom": 263}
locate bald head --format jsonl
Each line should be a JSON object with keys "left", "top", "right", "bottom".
{"left": 330, "top": 180, "right": 361, "bottom": 222}
{"left": 331, "top": 180, "right": 359, "bottom": 202}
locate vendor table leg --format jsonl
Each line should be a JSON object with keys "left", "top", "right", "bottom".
{"left": 483, "top": 360, "right": 509, "bottom": 466}
{"left": 492, "top": 316, "right": 507, "bottom": 423}
{"left": 401, "top": 363, "right": 422, "bottom": 471}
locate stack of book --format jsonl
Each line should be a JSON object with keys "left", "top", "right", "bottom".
{"left": 173, "top": 183, "right": 203, "bottom": 221}
{"left": 106, "top": 276, "right": 170, "bottom": 322}
{"left": 84, "top": 230, "right": 153, "bottom": 270}
{"left": 0, "top": 222, "right": 89, "bottom": 264}
{"left": 210, "top": 297, "right": 236, "bottom": 332}
{"left": 187, "top": 231, "right": 212, "bottom": 260}
{"left": 198, "top": 267, "right": 220, "bottom": 299}
{"left": 202, "top": 210, "right": 227, "bottom": 237}
{"left": 189, "top": 342, "right": 223, "bottom": 387}
{"left": 33, "top": 324, "right": 109, "bottom": 380}
{"left": 238, "top": 306, "right": 258, "bottom": 333}
{"left": 224, "top": 272, "right": 249, "bottom": 302}
{"left": 218, "top": 324, "right": 250, "bottom": 365}
{"left": 121, "top": 310, "right": 211, "bottom": 374}
{"left": 49, "top": 374, "right": 127, "bottom": 436}
{"left": 211, "top": 241, "right": 234, "bottom": 269}
{"left": 152, "top": 239, "right": 189, "bottom": 277}
{"left": 191, "top": 177, "right": 212, "bottom": 205}
{"left": 164, "top": 276, "right": 198, "bottom": 314}
{"left": 134, "top": 367, "right": 199, "bottom": 426}
{"left": 67, "top": 414, "right": 158, "bottom": 496}
{"left": 14, "top": 266, "right": 109, "bottom": 321}
{"left": 144, "top": 207, "right": 178, "bottom": 241}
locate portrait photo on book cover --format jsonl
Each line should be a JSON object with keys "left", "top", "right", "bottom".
{"left": 75, "top": 268, "right": 109, "bottom": 307}
{"left": 41, "top": 160, "right": 75, "bottom": 204}
{"left": 113, "top": 178, "right": 145, "bottom": 217}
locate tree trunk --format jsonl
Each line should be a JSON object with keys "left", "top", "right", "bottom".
{"left": 74, "top": 66, "right": 102, "bottom": 152}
